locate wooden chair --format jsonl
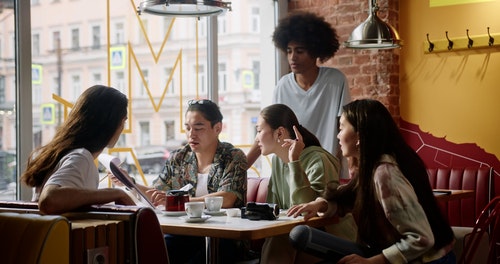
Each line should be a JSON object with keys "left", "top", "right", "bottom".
{"left": 135, "top": 207, "right": 170, "bottom": 263}
{"left": 459, "top": 196, "right": 500, "bottom": 264}
{"left": 0, "top": 212, "right": 71, "bottom": 264}
{"left": 0, "top": 202, "right": 170, "bottom": 264}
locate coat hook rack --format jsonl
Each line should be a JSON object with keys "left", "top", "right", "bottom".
{"left": 466, "top": 29, "right": 473, "bottom": 48}
{"left": 446, "top": 31, "right": 454, "bottom": 50}
{"left": 488, "top": 27, "right": 494, "bottom": 46}
{"left": 426, "top": 33, "right": 434, "bottom": 52}
{"left": 423, "top": 27, "right": 500, "bottom": 53}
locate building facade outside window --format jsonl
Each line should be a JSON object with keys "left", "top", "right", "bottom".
{"left": 71, "top": 27, "right": 80, "bottom": 50}
{"left": 92, "top": 25, "right": 101, "bottom": 49}
{"left": 32, "top": 33, "right": 40, "bottom": 56}
{"left": 0, "top": 0, "right": 279, "bottom": 200}
{"left": 140, "top": 121, "right": 151, "bottom": 146}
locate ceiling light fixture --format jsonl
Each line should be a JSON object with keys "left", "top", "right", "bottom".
{"left": 137, "top": 0, "right": 231, "bottom": 17}
{"left": 344, "top": 0, "right": 401, "bottom": 49}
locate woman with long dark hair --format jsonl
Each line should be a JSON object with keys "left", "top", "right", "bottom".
{"left": 257, "top": 104, "right": 355, "bottom": 263}
{"left": 21, "top": 85, "right": 135, "bottom": 214}
{"left": 288, "top": 99, "right": 455, "bottom": 263}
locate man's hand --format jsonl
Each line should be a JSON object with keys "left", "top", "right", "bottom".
{"left": 146, "top": 189, "right": 167, "bottom": 206}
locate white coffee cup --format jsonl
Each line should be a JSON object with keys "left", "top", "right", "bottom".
{"left": 185, "top": 202, "right": 204, "bottom": 218}
{"left": 226, "top": 208, "right": 240, "bottom": 217}
{"left": 204, "top": 196, "right": 223, "bottom": 212}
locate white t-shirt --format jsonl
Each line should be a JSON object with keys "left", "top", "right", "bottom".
{"left": 33, "top": 148, "right": 99, "bottom": 201}
{"left": 195, "top": 173, "right": 209, "bottom": 197}
{"left": 273, "top": 67, "right": 351, "bottom": 154}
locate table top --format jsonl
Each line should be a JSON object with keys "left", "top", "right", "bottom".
{"left": 433, "top": 189, "right": 475, "bottom": 202}
{"left": 158, "top": 190, "right": 475, "bottom": 240}
{"left": 157, "top": 211, "right": 334, "bottom": 240}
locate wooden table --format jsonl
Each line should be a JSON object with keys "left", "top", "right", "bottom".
{"left": 157, "top": 211, "right": 334, "bottom": 263}
{"left": 433, "top": 189, "right": 475, "bottom": 202}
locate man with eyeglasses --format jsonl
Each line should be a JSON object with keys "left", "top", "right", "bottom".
{"left": 130, "top": 98, "right": 248, "bottom": 263}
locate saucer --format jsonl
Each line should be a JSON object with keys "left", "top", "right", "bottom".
{"left": 181, "top": 215, "right": 211, "bottom": 223}
{"left": 204, "top": 209, "right": 226, "bottom": 216}
{"left": 162, "top": 210, "right": 187, "bottom": 217}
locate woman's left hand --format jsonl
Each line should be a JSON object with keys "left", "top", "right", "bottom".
{"left": 288, "top": 203, "right": 317, "bottom": 221}
{"left": 282, "top": 125, "right": 305, "bottom": 162}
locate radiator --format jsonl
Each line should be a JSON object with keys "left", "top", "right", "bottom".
{"left": 71, "top": 219, "right": 133, "bottom": 264}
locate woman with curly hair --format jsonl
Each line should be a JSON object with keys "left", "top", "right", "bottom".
{"left": 247, "top": 11, "right": 351, "bottom": 177}
{"left": 21, "top": 85, "right": 135, "bottom": 214}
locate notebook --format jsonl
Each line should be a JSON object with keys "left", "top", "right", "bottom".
{"left": 98, "top": 154, "right": 156, "bottom": 209}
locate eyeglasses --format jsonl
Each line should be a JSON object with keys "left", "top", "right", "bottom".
{"left": 188, "top": 99, "right": 215, "bottom": 106}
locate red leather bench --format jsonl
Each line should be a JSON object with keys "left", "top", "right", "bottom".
{"left": 427, "top": 167, "right": 494, "bottom": 227}
{"left": 245, "top": 176, "right": 270, "bottom": 254}
{"left": 247, "top": 176, "right": 270, "bottom": 203}
{"left": 248, "top": 168, "right": 494, "bottom": 261}
{"left": 427, "top": 167, "right": 494, "bottom": 263}
{"left": 338, "top": 167, "right": 494, "bottom": 227}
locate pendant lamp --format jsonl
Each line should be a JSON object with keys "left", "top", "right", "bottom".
{"left": 137, "top": 0, "right": 231, "bottom": 17}
{"left": 344, "top": 0, "right": 401, "bottom": 49}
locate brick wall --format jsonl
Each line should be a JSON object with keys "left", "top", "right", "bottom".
{"left": 288, "top": 0, "right": 401, "bottom": 120}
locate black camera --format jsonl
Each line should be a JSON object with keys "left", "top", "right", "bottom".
{"left": 241, "top": 202, "right": 279, "bottom": 220}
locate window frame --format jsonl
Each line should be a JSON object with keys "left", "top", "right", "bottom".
{"left": 12, "top": 0, "right": 287, "bottom": 200}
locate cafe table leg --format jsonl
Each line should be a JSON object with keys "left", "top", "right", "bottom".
{"left": 205, "top": 237, "right": 210, "bottom": 264}
{"left": 205, "top": 236, "right": 220, "bottom": 264}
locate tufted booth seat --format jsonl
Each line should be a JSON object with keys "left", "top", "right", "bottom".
{"left": 340, "top": 167, "right": 494, "bottom": 226}
{"left": 246, "top": 170, "right": 496, "bottom": 260}
{"left": 247, "top": 176, "right": 270, "bottom": 203}
{"left": 0, "top": 212, "right": 71, "bottom": 264}
{"left": 338, "top": 167, "right": 494, "bottom": 262}
{"left": 426, "top": 167, "right": 494, "bottom": 227}
{"left": 427, "top": 167, "right": 494, "bottom": 263}
{"left": 245, "top": 176, "right": 270, "bottom": 256}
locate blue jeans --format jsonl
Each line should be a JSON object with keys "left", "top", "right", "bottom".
{"left": 426, "top": 251, "right": 456, "bottom": 264}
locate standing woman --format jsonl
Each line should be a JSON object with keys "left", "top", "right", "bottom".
{"left": 256, "top": 104, "right": 356, "bottom": 263}
{"left": 288, "top": 99, "right": 455, "bottom": 263}
{"left": 21, "top": 85, "right": 135, "bottom": 215}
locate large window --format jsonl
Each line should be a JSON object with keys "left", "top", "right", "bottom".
{"left": 113, "top": 22, "right": 124, "bottom": 45}
{"left": 71, "top": 27, "right": 80, "bottom": 50}
{"left": 140, "top": 121, "right": 151, "bottom": 146}
{"left": 0, "top": 76, "right": 4, "bottom": 103}
{"left": 52, "top": 31, "right": 60, "bottom": 51}
{"left": 218, "top": 63, "right": 227, "bottom": 92}
{"left": 91, "top": 25, "right": 101, "bottom": 49}
{"left": 2, "top": 1, "right": 280, "bottom": 200}
{"left": 32, "top": 33, "right": 40, "bottom": 56}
